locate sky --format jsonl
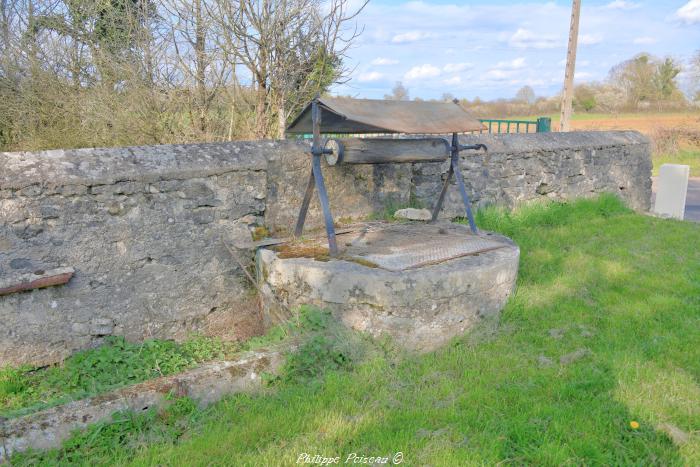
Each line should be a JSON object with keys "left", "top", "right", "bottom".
{"left": 332, "top": 0, "right": 700, "bottom": 100}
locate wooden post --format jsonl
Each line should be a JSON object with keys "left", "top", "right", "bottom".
{"left": 560, "top": 0, "right": 581, "bottom": 132}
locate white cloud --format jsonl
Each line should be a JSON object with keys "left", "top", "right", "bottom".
{"left": 479, "top": 57, "right": 527, "bottom": 82}
{"left": 371, "top": 57, "right": 399, "bottom": 66}
{"left": 482, "top": 69, "right": 511, "bottom": 81}
{"left": 509, "top": 28, "right": 561, "bottom": 49}
{"left": 677, "top": 0, "right": 700, "bottom": 24}
{"left": 575, "top": 71, "right": 595, "bottom": 80}
{"left": 391, "top": 31, "right": 433, "bottom": 44}
{"left": 579, "top": 34, "right": 603, "bottom": 45}
{"left": 357, "top": 71, "right": 384, "bottom": 82}
{"left": 443, "top": 63, "right": 473, "bottom": 73}
{"left": 443, "top": 76, "right": 462, "bottom": 86}
{"left": 404, "top": 64, "right": 441, "bottom": 80}
{"left": 605, "top": 1, "right": 639, "bottom": 10}
{"left": 495, "top": 57, "right": 526, "bottom": 70}
{"left": 633, "top": 36, "right": 656, "bottom": 45}
{"left": 330, "top": 0, "right": 700, "bottom": 100}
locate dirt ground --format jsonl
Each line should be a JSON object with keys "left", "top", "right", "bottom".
{"left": 555, "top": 113, "right": 700, "bottom": 135}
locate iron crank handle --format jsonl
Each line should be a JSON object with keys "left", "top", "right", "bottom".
{"left": 457, "top": 143, "right": 487, "bottom": 152}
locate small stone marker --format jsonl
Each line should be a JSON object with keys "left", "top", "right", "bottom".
{"left": 394, "top": 208, "right": 432, "bottom": 221}
{"left": 654, "top": 164, "right": 689, "bottom": 220}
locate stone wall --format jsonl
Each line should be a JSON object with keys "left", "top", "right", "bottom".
{"left": 416, "top": 131, "right": 652, "bottom": 217}
{"left": 0, "top": 131, "right": 651, "bottom": 366}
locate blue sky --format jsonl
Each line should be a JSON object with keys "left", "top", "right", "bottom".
{"left": 332, "top": 0, "right": 700, "bottom": 100}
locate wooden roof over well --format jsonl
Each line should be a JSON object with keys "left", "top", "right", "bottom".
{"left": 286, "top": 97, "right": 485, "bottom": 135}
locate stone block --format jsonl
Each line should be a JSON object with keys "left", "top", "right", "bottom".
{"left": 653, "top": 164, "right": 689, "bottom": 220}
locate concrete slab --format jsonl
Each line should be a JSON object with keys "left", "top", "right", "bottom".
{"left": 651, "top": 177, "right": 700, "bottom": 223}
{"left": 653, "top": 164, "right": 689, "bottom": 219}
{"left": 0, "top": 347, "right": 288, "bottom": 461}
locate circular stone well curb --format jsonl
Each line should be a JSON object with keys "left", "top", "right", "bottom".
{"left": 256, "top": 230, "right": 519, "bottom": 352}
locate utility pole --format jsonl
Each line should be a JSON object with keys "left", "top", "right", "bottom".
{"left": 560, "top": 0, "right": 581, "bottom": 132}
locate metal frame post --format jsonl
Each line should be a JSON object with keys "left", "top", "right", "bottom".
{"left": 293, "top": 99, "right": 338, "bottom": 255}
{"left": 430, "top": 133, "right": 484, "bottom": 234}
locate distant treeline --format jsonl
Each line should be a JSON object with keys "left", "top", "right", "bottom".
{"left": 1, "top": 0, "right": 698, "bottom": 152}
{"left": 383, "top": 52, "right": 700, "bottom": 118}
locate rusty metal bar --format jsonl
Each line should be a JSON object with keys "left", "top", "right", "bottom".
{"left": 0, "top": 270, "right": 73, "bottom": 296}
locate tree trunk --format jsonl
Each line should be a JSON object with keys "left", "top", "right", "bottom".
{"left": 255, "top": 71, "right": 268, "bottom": 139}
{"left": 277, "top": 96, "right": 286, "bottom": 139}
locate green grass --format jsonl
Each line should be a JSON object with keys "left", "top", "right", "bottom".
{"left": 653, "top": 149, "right": 700, "bottom": 177}
{"left": 0, "top": 335, "right": 239, "bottom": 418}
{"left": 0, "top": 307, "right": 348, "bottom": 420}
{"left": 10, "top": 195, "right": 700, "bottom": 466}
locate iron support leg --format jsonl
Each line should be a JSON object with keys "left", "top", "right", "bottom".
{"left": 294, "top": 168, "right": 316, "bottom": 237}
{"left": 293, "top": 97, "right": 338, "bottom": 255}
{"left": 452, "top": 154, "right": 477, "bottom": 234}
{"left": 451, "top": 132, "right": 477, "bottom": 233}
{"left": 431, "top": 133, "right": 478, "bottom": 233}
{"left": 430, "top": 162, "right": 454, "bottom": 223}
{"left": 312, "top": 154, "right": 338, "bottom": 255}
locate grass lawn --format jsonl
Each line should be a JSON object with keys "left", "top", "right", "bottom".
{"left": 11, "top": 195, "right": 700, "bottom": 466}
{"left": 653, "top": 149, "right": 700, "bottom": 177}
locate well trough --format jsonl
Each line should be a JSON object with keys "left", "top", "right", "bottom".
{"left": 258, "top": 97, "right": 520, "bottom": 351}
{"left": 257, "top": 222, "right": 519, "bottom": 352}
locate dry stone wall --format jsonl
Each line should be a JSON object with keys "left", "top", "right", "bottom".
{"left": 0, "top": 131, "right": 651, "bottom": 366}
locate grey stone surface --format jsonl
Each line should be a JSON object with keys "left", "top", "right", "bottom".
{"left": 413, "top": 131, "right": 652, "bottom": 217}
{"left": 0, "top": 347, "right": 286, "bottom": 461}
{"left": 264, "top": 140, "right": 411, "bottom": 233}
{"left": 1, "top": 142, "right": 269, "bottom": 366}
{"left": 256, "top": 231, "right": 520, "bottom": 352}
{"left": 560, "top": 348, "right": 591, "bottom": 365}
{"left": 394, "top": 207, "right": 432, "bottom": 221}
{"left": 1, "top": 131, "right": 652, "bottom": 365}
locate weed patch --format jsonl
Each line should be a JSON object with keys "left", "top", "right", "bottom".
{"left": 0, "top": 335, "right": 237, "bottom": 418}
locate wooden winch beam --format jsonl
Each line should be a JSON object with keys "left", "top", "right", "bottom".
{"left": 324, "top": 138, "right": 450, "bottom": 165}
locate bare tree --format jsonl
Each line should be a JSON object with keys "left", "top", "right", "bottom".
{"left": 0, "top": 0, "right": 368, "bottom": 149}
{"left": 384, "top": 81, "right": 408, "bottom": 101}
{"left": 515, "top": 85, "right": 536, "bottom": 104}
{"left": 692, "top": 50, "right": 700, "bottom": 101}
{"left": 161, "top": 0, "right": 228, "bottom": 137}
{"left": 212, "top": 0, "right": 367, "bottom": 139}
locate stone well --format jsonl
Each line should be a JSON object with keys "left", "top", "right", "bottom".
{"left": 256, "top": 222, "right": 519, "bottom": 352}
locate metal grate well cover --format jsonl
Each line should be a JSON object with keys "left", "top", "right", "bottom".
{"left": 339, "top": 223, "right": 508, "bottom": 271}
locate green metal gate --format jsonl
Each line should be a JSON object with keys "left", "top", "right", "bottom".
{"left": 479, "top": 117, "right": 551, "bottom": 134}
